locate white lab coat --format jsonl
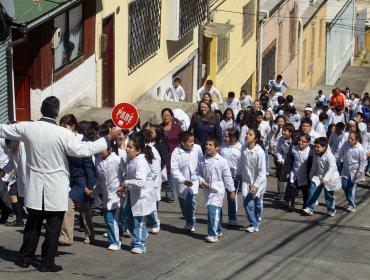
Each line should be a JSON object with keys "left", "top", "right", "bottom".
{"left": 315, "top": 122, "right": 327, "bottom": 138}
{"left": 237, "top": 144, "right": 266, "bottom": 198}
{"left": 197, "top": 86, "right": 223, "bottom": 104}
{"left": 290, "top": 145, "right": 311, "bottom": 186}
{"left": 197, "top": 154, "right": 235, "bottom": 207}
{"left": 96, "top": 152, "right": 125, "bottom": 210}
{"left": 0, "top": 120, "right": 109, "bottom": 211}
{"left": 8, "top": 142, "right": 27, "bottom": 197}
{"left": 328, "top": 132, "right": 346, "bottom": 157}
{"left": 224, "top": 99, "right": 241, "bottom": 117}
{"left": 337, "top": 142, "right": 367, "bottom": 183}
{"left": 309, "top": 149, "right": 341, "bottom": 191}
{"left": 219, "top": 142, "right": 242, "bottom": 178}
{"left": 171, "top": 144, "right": 203, "bottom": 199}
{"left": 149, "top": 143, "right": 162, "bottom": 201}
{"left": 123, "top": 154, "right": 156, "bottom": 216}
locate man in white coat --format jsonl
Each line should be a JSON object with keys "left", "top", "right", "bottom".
{"left": 0, "top": 96, "right": 119, "bottom": 272}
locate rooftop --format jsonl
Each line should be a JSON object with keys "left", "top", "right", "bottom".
{"left": 301, "top": 0, "right": 327, "bottom": 27}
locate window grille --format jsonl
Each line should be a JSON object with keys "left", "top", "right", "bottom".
{"left": 289, "top": 6, "right": 296, "bottom": 62}
{"left": 128, "top": 0, "right": 162, "bottom": 71}
{"left": 179, "top": 0, "right": 206, "bottom": 38}
{"left": 217, "top": 34, "right": 230, "bottom": 72}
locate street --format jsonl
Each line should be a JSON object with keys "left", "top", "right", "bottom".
{"left": 1, "top": 173, "right": 369, "bottom": 280}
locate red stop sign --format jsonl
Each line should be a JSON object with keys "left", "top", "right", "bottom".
{"left": 111, "top": 103, "right": 139, "bottom": 129}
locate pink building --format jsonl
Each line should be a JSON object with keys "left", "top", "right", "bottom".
{"left": 258, "top": 0, "right": 299, "bottom": 91}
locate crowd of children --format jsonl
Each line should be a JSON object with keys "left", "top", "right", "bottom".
{"left": 0, "top": 76, "right": 369, "bottom": 255}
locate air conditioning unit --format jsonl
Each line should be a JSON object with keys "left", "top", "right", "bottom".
{"left": 51, "top": 27, "right": 61, "bottom": 49}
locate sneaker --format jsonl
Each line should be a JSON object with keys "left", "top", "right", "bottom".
{"left": 107, "top": 243, "right": 121, "bottom": 251}
{"left": 347, "top": 206, "right": 356, "bottom": 212}
{"left": 83, "top": 237, "right": 94, "bottom": 244}
{"left": 217, "top": 232, "right": 223, "bottom": 238}
{"left": 327, "top": 210, "right": 336, "bottom": 217}
{"left": 165, "top": 193, "right": 174, "bottom": 203}
{"left": 5, "top": 220, "right": 24, "bottom": 227}
{"left": 303, "top": 207, "right": 314, "bottom": 216}
{"left": 103, "top": 232, "right": 108, "bottom": 238}
{"left": 205, "top": 236, "right": 218, "bottom": 243}
{"left": 183, "top": 224, "right": 195, "bottom": 232}
{"left": 366, "top": 171, "right": 370, "bottom": 177}
{"left": 315, "top": 200, "right": 319, "bottom": 206}
{"left": 123, "top": 228, "right": 131, "bottom": 237}
{"left": 245, "top": 226, "right": 259, "bottom": 233}
{"left": 130, "top": 247, "right": 144, "bottom": 254}
{"left": 228, "top": 220, "right": 238, "bottom": 226}
{"left": 147, "top": 225, "right": 160, "bottom": 234}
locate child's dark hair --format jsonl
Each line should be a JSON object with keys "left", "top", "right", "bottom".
{"left": 327, "top": 123, "right": 336, "bottom": 139}
{"left": 300, "top": 117, "right": 313, "bottom": 127}
{"left": 335, "top": 105, "right": 343, "bottom": 112}
{"left": 292, "top": 130, "right": 304, "bottom": 144}
{"left": 98, "top": 124, "right": 118, "bottom": 155}
{"left": 225, "top": 127, "right": 239, "bottom": 141}
{"left": 300, "top": 133, "right": 311, "bottom": 143}
{"left": 235, "top": 110, "right": 245, "bottom": 124}
{"left": 314, "top": 137, "right": 328, "bottom": 148}
{"left": 206, "top": 80, "right": 213, "bottom": 85}
{"left": 129, "top": 133, "right": 154, "bottom": 164}
{"left": 282, "top": 123, "right": 295, "bottom": 134}
{"left": 59, "top": 114, "right": 78, "bottom": 130}
{"left": 104, "top": 119, "right": 115, "bottom": 129}
{"left": 206, "top": 136, "right": 222, "bottom": 148}
{"left": 319, "top": 112, "right": 328, "bottom": 122}
{"left": 335, "top": 122, "right": 345, "bottom": 131}
{"left": 174, "top": 77, "right": 181, "bottom": 83}
{"left": 223, "top": 108, "right": 234, "bottom": 121}
{"left": 228, "top": 91, "right": 235, "bottom": 98}
{"left": 248, "top": 128, "right": 264, "bottom": 148}
{"left": 151, "top": 124, "right": 163, "bottom": 143}
{"left": 214, "top": 109, "right": 223, "bottom": 119}
{"left": 277, "top": 74, "right": 282, "bottom": 80}
{"left": 318, "top": 89, "right": 323, "bottom": 94}
{"left": 240, "top": 89, "right": 247, "bottom": 96}
{"left": 255, "top": 111, "right": 264, "bottom": 118}
{"left": 286, "top": 95, "right": 293, "bottom": 103}
{"left": 355, "top": 112, "right": 364, "bottom": 120}
{"left": 77, "top": 120, "right": 90, "bottom": 136}
{"left": 142, "top": 129, "right": 153, "bottom": 144}
{"left": 180, "top": 131, "right": 194, "bottom": 143}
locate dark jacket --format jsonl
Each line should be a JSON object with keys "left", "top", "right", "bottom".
{"left": 188, "top": 113, "right": 222, "bottom": 149}
{"left": 161, "top": 121, "right": 183, "bottom": 173}
{"left": 68, "top": 135, "right": 96, "bottom": 202}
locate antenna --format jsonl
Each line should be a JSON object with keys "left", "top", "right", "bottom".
{"left": 0, "top": 0, "right": 15, "bottom": 19}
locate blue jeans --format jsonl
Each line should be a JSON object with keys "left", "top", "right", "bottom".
{"left": 227, "top": 179, "right": 240, "bottom": 222}
{"left": 166, "top": 174, "right": 176, "bottom": 195}
{"left": 341, "top": 178, "right": 357, "bottom": 207}
{"left": 244, "top": 194, "right": 263, "bottom": 227}
{"left": 146, "top": 210, "right": 160, "bottom": 229}
{"left": 207, "top": 205, "right": 222, "bottom": 237}
{"left": 122, "top": 192, "right": 147, "bottom": 251}
{"left": 306, "top": 183, "right": 335, "bottom": 212}
{"left": 103, "top": 208, "right": 123, "bottom": 246}
{"left": 178, "top": 192, "right": 196, "bottom": 226}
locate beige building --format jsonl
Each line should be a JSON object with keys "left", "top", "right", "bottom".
{"left": 258, "top": 0, "right": 299, "bottom": 91}
{"left": 202, "top": 0, "right": 257, "bottom": 99}
{"left": 298, "top": 0, "right": 327, "bottom": 90}
{"left": 95, "top": 0, "right": 204, "bottom": 106}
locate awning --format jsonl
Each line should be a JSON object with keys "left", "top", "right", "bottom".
{"left": 11, "top": 0, "right": 82, "bottom": 30}
{"left": 203, "top": 22, "right": 235, "bottom": 38}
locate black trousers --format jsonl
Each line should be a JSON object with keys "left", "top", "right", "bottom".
{"left": 18, "top": 208, "right": 65, "bottom": 267}
{"left": 0, "top": 187, "right": 12, "bottom": 221}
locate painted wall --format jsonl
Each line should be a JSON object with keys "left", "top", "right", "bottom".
{"left": 299, "top": 4, "right": 327, "bottom": 89}
{"left": 326, "top": 0, "right": 355, "bottom": 85}
{"left": 261, "top": 0, "right": 299, "bottom": 90}
{"left": 30, "top": 56, "right": 97, "bottom": 120}
{"left": 207, "top": 0, "right": 257, "bottom": 99}
{"left": 95, "top": 0, "right": 200, "bottom": 106}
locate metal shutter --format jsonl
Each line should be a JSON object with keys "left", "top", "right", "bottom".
{"left": 0, "top": 41, "right": 9, "bottom": 124}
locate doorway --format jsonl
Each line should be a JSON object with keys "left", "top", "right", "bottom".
{"left": 102, "top": 15, "right": 115, "bottom": 107}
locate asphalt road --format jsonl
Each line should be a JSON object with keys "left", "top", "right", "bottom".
{"left": 1, "top": 172, "right": 369, "bottom": 280}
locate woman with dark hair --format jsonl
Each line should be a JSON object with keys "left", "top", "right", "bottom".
{"left": 58, "top": 114, "right": 96, "bottom": 245}
{"left": 188, "top": 101, "right": 222, "bottom": 150}
{"left": 160, "top": 108, "right": 183, "bottom": 202}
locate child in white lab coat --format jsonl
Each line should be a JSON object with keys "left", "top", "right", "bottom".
{"left": 171, "top": 131, "right": 203, "bottom": 232}
{"left": 219, "top": 128, "right": 242, "bottom": 226}
{"left": 197, "top": 136, "right": 235, "bottom": 243}
{"left": 237, "top": 128, "right": 266, "bottom": 233}
{"left": 118, "top": 134, "right": 156, "bottom": 254}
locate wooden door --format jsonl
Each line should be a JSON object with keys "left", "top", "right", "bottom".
{"left": 13, "top": 41, "right": 31, "bottom": 121}
{"left": 202, "top": 37, "right": 212, "bottom": 85}
{"left": 102, "top": 15, "right": 115, "bottom": 107}
{"left": 262, "top": 41, "right": 276, "bottom": 87}
{"left": 174, "top": 59, "right": 194, "bottom": 102}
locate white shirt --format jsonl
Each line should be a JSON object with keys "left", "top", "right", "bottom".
{"left": 275, "top": 136, "right": 292, "bottom": 162}
{"left": 301, "top": 114, "right": 319, "bottom": 130}
{"left": 237, "top": 144, "right": 266, "bottom": 198}
{"left": 290, "top": 145, "right": 310, "bottom": 186}
{"left": 173, "top": 108, "right": 190, "bottom": 131}
{"left": 315, "top": 122, "right": 327, "bottom": 137}
{"left": 308, "top": 129, "right": 322, "bottom": 144}
{"left": 219, "top": 142, "right": 242, "bottom": 178}
{"left": 328, "top": 132, "right": 346, "bottom": 157}
{"left": 149, "top": 143, "right": 162, "bottom": 202}
{"left": 239, "top": 96, "right": 254, "bottom": 109}
{"left": 123, "top": 154, "right": 156, "bottom": 216}
{"left": 284, "top": 113, "right": 301, "bottom": 130}
{"left": 96, "top": 153, "right": 125, "bottom": 210}
{"left": 197, "top": 154, "right": 235, "bottom": 207}
{"left": 239, "top": 125, "right": 249, "bottom": 145}
{"left": 197, "top": 86, "right": 223, "bottom": 104}
{"left": 171, "top": 144, "right": 203, "bottom": 199}
{"left": 220, "top": 119, "right": 234, "bottom": 132}
{"left": 165, "top": 85, "right": 185, "bottom": 102}
{"left": 309, "top": 149, "right": 341, "bottom": 191}
{"left": 258, "top": 121, "right": 272, "bottom": 148}
{"left": 329, "top": 113, "right": 346, "bottom": 125}
{"left": 224, "top": 99, "right": 241, "bottom": 117}
{"left": 337, "top": 142, "right": 367, "bottom": 183}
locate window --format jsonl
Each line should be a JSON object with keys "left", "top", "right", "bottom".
{"left": 217, "top": 34, "right": 230, "bottom": 72}
{"left": 128, "top": 0, "right": 161, "bottom": 71}
{"left": 242, "top": 0, "right": 255, "bottom": 44}
{"left": 241, "top": 74, "right": 253, "bottom": 98}
{"left": 179, "top": 0, "right": 206, "bottom": 38}
{"left": 54, "top": 5, "right": 84, "bottom": 71}
{"left": 289, "top": 6, "right": 296, "bottom": 62}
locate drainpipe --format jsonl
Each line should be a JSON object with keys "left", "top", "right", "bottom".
{"left": 297, "top": 17, "right": 303, "bottom": 90}
{"left": 257, "top": 10, "right": 269, "bottom": 92}
{"left": 6, "top": 27, "right": 29, "bottom": 121}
